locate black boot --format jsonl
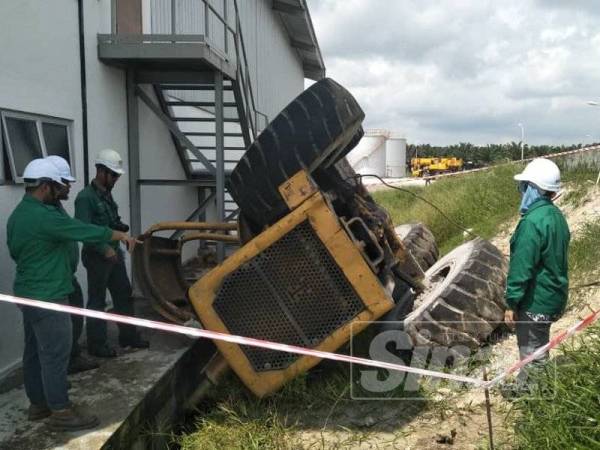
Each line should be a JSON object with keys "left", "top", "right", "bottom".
{"left": 88, "top": 344, "right": 117, "bottom": 358}
{"left": 68, "top": 355, "right": 100, "bottom": 374}
{"left": 119, "top": 333, "right": 149, "bottom": 350}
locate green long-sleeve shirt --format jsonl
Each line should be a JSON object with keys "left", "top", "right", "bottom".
{"left": 7, "top": 195, "right": 113, "bottom": 301}
{"left": 505, "top": 198, "right": 570, "bottom": 315}
{"left": 56, "top": 203, "right": 80, "bottom": 274}
{"left": 74, "top": 181, "right": 121, "bottom": 255}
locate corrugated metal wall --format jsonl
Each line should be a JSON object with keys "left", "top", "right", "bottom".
{"left": 237, "top": 0, "right": 304, "bottom": 120}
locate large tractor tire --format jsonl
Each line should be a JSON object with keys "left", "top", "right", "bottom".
{"left": 403, "top": 238, "right": 507, "bottom": 349}
{"left": 227, "top": 78, "right": 365, "bottom": 229}
{"left": 395, "top": 223, "right": 439, "bottom": 272}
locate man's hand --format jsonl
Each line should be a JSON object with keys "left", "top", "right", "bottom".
{"left": 104, "top": 247, "right": 119, "bottom": 264}
{"left": 121, "top": 235, "right": 140, "bottom": 254}
{"left": 111, "top": 231, "right": 141, "bottom": 254}
{"left": 504, "top": 309, "right": 516, "bottom": 329}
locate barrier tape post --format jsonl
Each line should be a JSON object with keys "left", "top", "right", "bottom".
{"left": 483, "top": 368, "right": 494, "bottom": 450}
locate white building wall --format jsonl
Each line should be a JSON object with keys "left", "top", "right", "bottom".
{"left": 0, "top": 0, "right": 85, "bottom": 379}
{"left": 0, "top": 0, "right": 309, "bottom": 381}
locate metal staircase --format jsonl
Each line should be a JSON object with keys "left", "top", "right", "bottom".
{"left": 153, "top": 80, "right": 248, "bottom": 220}
{"left": 149, "top": 0, "right": 262, "bottom": 221}
{"left": 98, "top": 0, "right": 269, "bottom": 252}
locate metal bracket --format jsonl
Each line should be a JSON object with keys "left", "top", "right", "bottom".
{"left": 340, "top": 216, "right": 385, "bottom": 272}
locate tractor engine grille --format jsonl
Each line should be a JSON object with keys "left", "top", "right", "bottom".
{"left": 213, "top": 221, "right": 365, "bottom": 372}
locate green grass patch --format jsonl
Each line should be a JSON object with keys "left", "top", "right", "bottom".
{"left": 560, "top": 163, "right": 598, "bottom": 184}
{"left": 176, "top": 356, "right": 428, "bottom": 449}
{"left": 569, "top": 220, "right": 600, "bottom": 279}
{"left": 178, "top": 404, "right": 290, "bottom": 450}
{"left": 372, "top": 164, "right": 522, "bottom": 253}
{"left": 511, "top": 325, "right": 600, "bottom": 450}
{"left": 560, "top": 164, "right": 597, "bottom": 208}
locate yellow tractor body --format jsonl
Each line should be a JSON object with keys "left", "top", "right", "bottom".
{"left": 187, "top": 172, "right": 394, "bottom": 396}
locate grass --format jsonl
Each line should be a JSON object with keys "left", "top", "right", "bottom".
{"left": 176, "top": 355, "right": 429, "bottom": 449}
{"left": 372, "top": 164, "right": 522, "bottom": 253}
{"left": 511, "top": 325, "right": 600, "bottom": 449}
{"left": 569, "top": 220, "right": 600, "bottom": 282}
{"left": 560, "top": 164, "right": 597, "bottom": 209}
{"left": 178, "top": 404, "right": 291, "bottom": 450}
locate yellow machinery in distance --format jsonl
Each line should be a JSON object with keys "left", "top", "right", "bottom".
{"left": 411, "top": 157, "right": 463, "bottom": 177}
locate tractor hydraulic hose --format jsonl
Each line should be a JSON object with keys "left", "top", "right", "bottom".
{"left": 352, "top": 174, "right": 479, "bottom": 240}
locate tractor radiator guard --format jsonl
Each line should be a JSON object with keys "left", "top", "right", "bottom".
{"left": 188, "top": 191, "right": 394, "bottom": 397}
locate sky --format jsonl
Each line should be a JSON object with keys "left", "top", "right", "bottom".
{"left": 305, "top": 0, "right": 600, "bottom": 146}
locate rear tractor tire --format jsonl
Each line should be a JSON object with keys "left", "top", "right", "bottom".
{"left": 395, "top": 223, "right": 439, "bottom": 273}
{"left": 227, "top": 78, "right": 365, "bottom": 229}
{"left": 403, "top": 238, "right": 507, "bottom": 349}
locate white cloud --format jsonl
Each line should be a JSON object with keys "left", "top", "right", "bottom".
{"left": 306, "top": 0, "right": 600, "bottom": 145}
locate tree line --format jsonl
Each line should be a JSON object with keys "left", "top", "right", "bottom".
{"left": 407, "top": 142, "right": 598, "bottom": 167}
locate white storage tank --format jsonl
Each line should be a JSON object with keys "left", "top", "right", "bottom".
{"left": 386, "top": 133, "right": 407, "bottom": 178}
{"left": 346, "top": 129, "right": 389, "bottom": 177}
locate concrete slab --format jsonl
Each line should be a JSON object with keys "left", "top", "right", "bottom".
{"left": 0, "top": 300, "right": 215, "bottom": 450}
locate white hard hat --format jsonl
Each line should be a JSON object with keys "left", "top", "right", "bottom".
{"left": 95, "top": 148, "right": 125, "bottom": 175}
{"left": 22, "top": 158, "right": 65, "bottom": 186}
{"left": 45, "top": 155, "right": 76, "bottom": 182}
{"left": 514, "top": 158, "right": 560, "bottom": 192}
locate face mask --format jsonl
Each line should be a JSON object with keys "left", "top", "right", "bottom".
{"left": 519, "top": 183, "right": 543, "bottom": 214}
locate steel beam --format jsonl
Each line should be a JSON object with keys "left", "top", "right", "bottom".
{"left": 215, "top": 71, "right": 225, "bottom": 262}
{"left": 135, "top": 86, "right": 217, "bottom": 176}
{"left": 225, "top": 208, "right": 240, "bottom": 221}
{"left": 272, "top": 1, "right": 305, "bottom": 15}
{"left": 138, "top": 179, "right": 217, "bottom": 186}
{"left": 126, "top": 69, "right": 142, "bottom": 236}
{"left": 290, "top": 39, "right": 316, "bottom": 52}
{"left": 136, "top": 70, "right": 215, "bottom": 84}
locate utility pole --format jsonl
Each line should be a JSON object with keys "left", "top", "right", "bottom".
{"left": 517, "top": 123, "right": 525, "bottom": 160}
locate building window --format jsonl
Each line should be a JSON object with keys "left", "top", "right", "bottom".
{"left": 0, "top": 111, "right": 73, "bottom": 182}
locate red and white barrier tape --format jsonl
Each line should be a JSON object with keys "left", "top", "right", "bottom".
{"left": 483, "top": 309, "right": 600, "bottom": 388}
{"left": 1, "top": 292, "right": 598, "bottom": 390}
{"left": 0, "top": 293, "right": 483, "bottom": 386}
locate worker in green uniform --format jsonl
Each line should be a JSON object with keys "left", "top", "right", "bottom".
{"left": 504, "top": 158, "right": 570, "bottom": 392}
{"left": 7, "top": 158, "right": 137, "bottom": 431}
{"left": 75, "top": 149, "right": 148, "bottom": 358}
{"left": 46, "top": 155, "right": 99, "bottom": 374}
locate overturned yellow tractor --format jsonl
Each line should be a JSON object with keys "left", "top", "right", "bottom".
{"left": 134, "top": 78, "right": 507, "bottom": 399}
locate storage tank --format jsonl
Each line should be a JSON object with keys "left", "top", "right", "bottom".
{"left": 346, "top": 129, "right": 389, "bottom": 177}
{"left": 385, "top": 133, "right": 407, "bottom": 178}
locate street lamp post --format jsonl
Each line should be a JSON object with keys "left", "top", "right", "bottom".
{"left": 517, "top": 123, "right": 525, "bottom": 160}
{"left": 586, "top": 101, "right": 600, "bottom": 185}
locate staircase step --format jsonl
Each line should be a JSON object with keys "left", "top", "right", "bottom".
{"left": 193, "top": 146, "right": 247, "bottom": 150}
{"left": 171, "top": 117, "right": 240, "bottom": 123}
{"left": 184, "top": 132, "right": 244, "bottom": 137}
{"left": 173, "top": 117, "right": 240, "bottom": 122}
{"left": 160, "top": 85, "right": 234, "bottom": 91}
{"left": 166, "top": 101, "right": 237, "bottom": 107}
{"left": 188, "top": 159, "right": 240, "bottom": 164}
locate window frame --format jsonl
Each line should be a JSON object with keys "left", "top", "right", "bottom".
{"left": 0, "top": 110, "right": 74, "bottom": 184}
{"left": 0, "top": 121, "right": 4, "bottom": 184}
